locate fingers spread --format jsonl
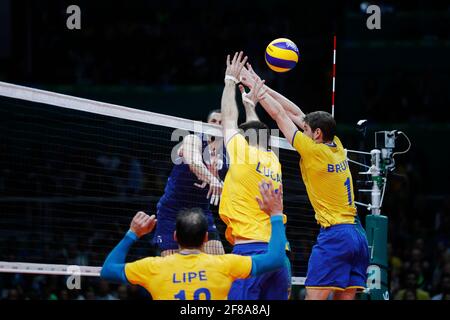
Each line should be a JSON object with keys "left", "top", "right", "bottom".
{"left": 232, "top": 52, "right": 238, "bottom": 64}
{"left": 237, "top": 51, "right": 243, "bottom": 63}
{"left": 214, "top": 193, "right": 219, "bottom": 206}
{"left": 240, "top": 55, "right": 248, "bottom": 67}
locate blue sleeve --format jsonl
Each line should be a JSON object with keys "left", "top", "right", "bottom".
{"left": 250, "top": 215, "right": 287, "bottom": 276}
{"left": 100, "top": 230, "right": 138, "bottom": 284}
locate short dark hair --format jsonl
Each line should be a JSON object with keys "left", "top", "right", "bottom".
{"left": 238, "top": 120, "right": 270, "bottom": 149}
{"left": 175, "top": 209, "right": 208, "bottom": 248}
{"left": 303, "top": 111, "right": 336, "bottom": 141}
{"left": 206, "top": 109, "right": 221, "bottom": 122}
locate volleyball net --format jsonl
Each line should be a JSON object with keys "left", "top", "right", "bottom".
{"left": 0, "top": 81, "right": 318, "bottom": 292}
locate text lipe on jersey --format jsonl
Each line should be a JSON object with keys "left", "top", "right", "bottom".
{"left": 172, "top": 270, "right": 207, "bottom": 283}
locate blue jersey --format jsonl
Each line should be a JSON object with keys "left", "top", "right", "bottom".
{"left": 157, "top": 134, "right": 228, "bottom": 212}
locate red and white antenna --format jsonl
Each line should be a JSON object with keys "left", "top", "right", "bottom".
{"left": 332, "top": 35, "right": 336, "bottom": 118}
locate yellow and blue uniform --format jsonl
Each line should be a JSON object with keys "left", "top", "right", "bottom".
{"left": 100, "top": 215, "right": 287, "bottom": 300}
{"left": 219, "top": 133, "right": 291, "bottom": 300}
{"left": 292, "top": 130, "right": 369, "bottom": 290}
{"left": 125, "top": 253, "right": 251, "bottom": 300}
{"left": 219, "top": 134, "right": 284, "bottom": 244}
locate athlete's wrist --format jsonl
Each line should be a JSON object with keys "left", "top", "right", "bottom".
{"left": 126, "top": 229, "right": 139, "bottom": 241}
{"left": 270, "top": 213, "right": 284, "bottom": 220}
{"left": 224, "top": 75, "right": 239, "bottom": 84}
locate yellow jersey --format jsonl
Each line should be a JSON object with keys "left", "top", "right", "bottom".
{"left": 125, "top": 252, "right": 251, "bottom": 300}
{"left": 219, "top": 134, "right": 284, "bottom": 245}
{"left": 292, "top": 131, "right": 357, "bottom": 227}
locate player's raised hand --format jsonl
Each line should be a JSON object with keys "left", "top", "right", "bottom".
{"left": 225, "top": 51, "right": 248, "bottom": 82}
{"left": 130, "top": 211, "right": 157, "bottom": 238}
{"left": 207, "top": 176, "right": 223, "bottom": 206}
{"left": 239, "top": 77, "right": 266, "bottom": 109}
{"left": 256, "top": 180, "right": 283, "bottom": 216}
{"left": 240, "top": 62, "right": 260, "bottom": 89}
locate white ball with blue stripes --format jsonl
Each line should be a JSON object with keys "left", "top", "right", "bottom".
{"left": 265, "top": 38, "right": 299, "bottom": 73}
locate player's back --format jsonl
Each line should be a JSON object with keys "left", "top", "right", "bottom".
{"left": 292, "top": 131, "right": 357, "bottom": 227}
{"left": 124, "top": 252, "right": 251, "bottom": 300}
{"left": 219, "top": 134, "right": 282, "bottom": 245}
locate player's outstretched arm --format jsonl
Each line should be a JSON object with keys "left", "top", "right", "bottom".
{"left": 241, "top": 63, "right": 306, "bottom": 130}
{"left": 238, "top": 79, "right": 262, "bottom": 122}
{"left": 100, "top": 212, "right": 156, "bottom": 284}
{"left": 182, "top": 134, "right": 223, "bottom": 206}
{"left": 258, "top": 89, "right": 298, "bottom": 146}
{"left": 221, "top": 51, "right": 247, "bottom": 144}
{"left": 250, "top": 181, "right": 287, "bottom": 276}
{"left": 266, "top": 86, "right": 306, "bottom": 130}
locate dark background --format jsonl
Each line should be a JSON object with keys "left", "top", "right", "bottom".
{"left": 0, "top": 0, "right": 449, "bottom": 300}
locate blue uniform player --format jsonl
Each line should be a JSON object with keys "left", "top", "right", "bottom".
{"left": 154, "top": 110, "right": 228, "bottom": 256}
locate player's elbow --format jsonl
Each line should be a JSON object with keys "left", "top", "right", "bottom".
{"left": 100, "top": 263, "right": 122, "bottom": 283}
{"left": 100, "top": 264, "right": 109, "bottom": 280}
{"left": 273, "top": 252, "right": 285, "bottom": 269}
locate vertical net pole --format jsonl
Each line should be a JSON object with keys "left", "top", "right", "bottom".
{"left": 331, "top": 35, "right": 336, "bottom": 118}
{"left": 365, "top": 150, "right": 389, "bottom": 300}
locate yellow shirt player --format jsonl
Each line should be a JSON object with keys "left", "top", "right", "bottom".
{"left": 219, "top": 51, "right": 291, "bottom": 300}
{"left": 100, "top": 180, "right": 288, "bottom": 300}
{"left": 241, "top": 62, "right": 369, "bottom": 300}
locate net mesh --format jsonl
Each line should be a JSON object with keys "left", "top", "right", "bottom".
{"left": 0, "top": 83, "right": 318, "bottom": 285}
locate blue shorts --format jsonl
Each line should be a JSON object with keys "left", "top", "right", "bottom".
{"left": 305, "top": 222, "right": 369, "bottom": 291}
{"left": 228, "top": 242, "right": 291, "bottom": 300}
{"left": 153, "top": 207, "right": 219, "bottom": 251}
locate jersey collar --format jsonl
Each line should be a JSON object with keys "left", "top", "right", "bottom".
{"left": 323, "top": 141, "right": 337, "bottom": 147}
{"left": 179, "top": 249, "right": 202, "bottom": 255}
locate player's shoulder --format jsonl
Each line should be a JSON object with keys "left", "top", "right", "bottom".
{"left": 126, "top": 256, "right": 163, "bottom": 274}
{"left": 221, "top": 253, "right": 251, "bottom": 264}
{"left": 227, "top": 131, "right": 247, "bottom": 145}
{"left": 292, "top": 130, "right": 316, "bottom": 149}
{"left": 142, "top": 256, "right": 165, "bottom": 265}
{"left": 333, "top": 135, "right": 343, "bottom": 146}
{"left": 204, "top": 253, "right": 246, "bottom": 263}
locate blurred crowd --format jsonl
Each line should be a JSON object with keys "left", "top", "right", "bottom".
{"left": 387, "top": 195, "right": 450, "bottom": 300}
{"left": 1, "top": 276, "right": 150, "bottom": 300}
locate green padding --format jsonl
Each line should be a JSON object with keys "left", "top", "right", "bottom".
{"left": 366, "top": 214, "right": 388, "bottom": 267}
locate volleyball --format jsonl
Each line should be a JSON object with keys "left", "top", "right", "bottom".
{"left": 265, "top": 38, "right": 299, "bottom": 72}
